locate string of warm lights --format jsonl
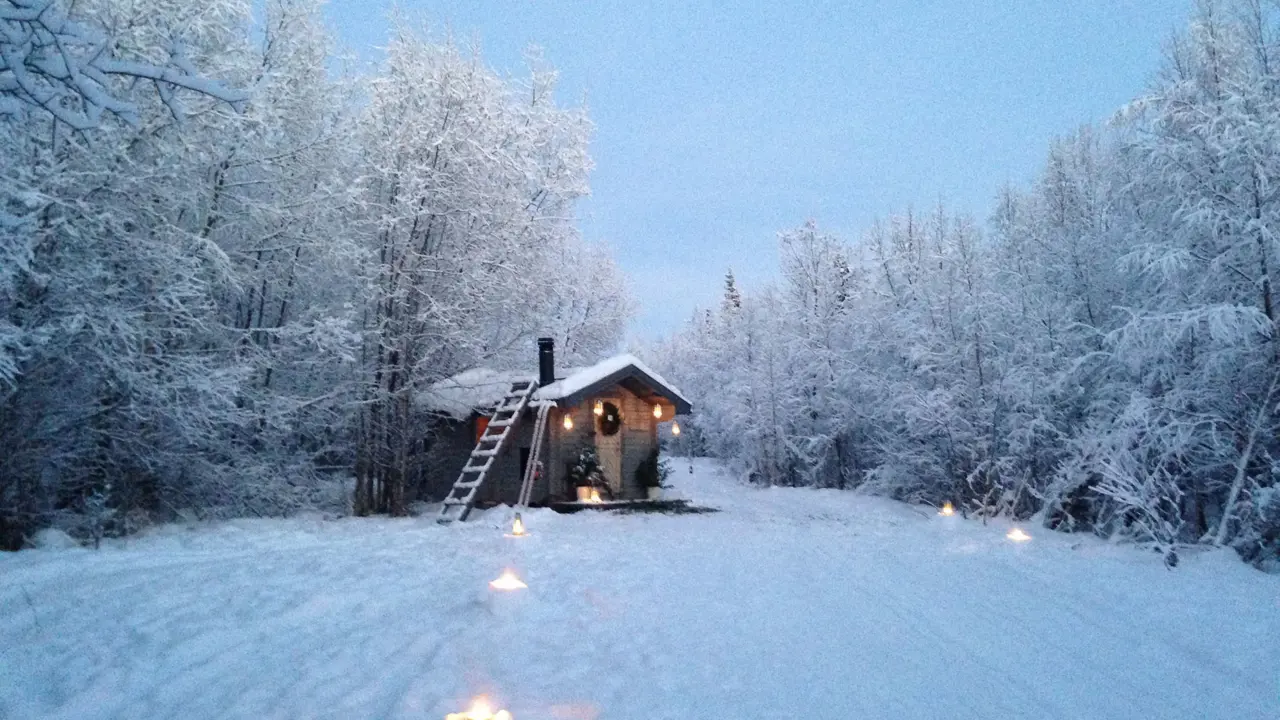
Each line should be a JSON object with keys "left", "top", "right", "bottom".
{"left": 563, "top": 403, "right": 681, "bottom": 433}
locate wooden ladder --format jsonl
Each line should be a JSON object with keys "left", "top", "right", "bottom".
{"left": 516, "top": 401, "right": 555, "bottom": 508}
{"left": 438, "top": 378, "right": 538, "bottom": 523}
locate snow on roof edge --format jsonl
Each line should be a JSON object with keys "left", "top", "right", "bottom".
{"left": 535, "top": 353, "right": 690, "bottom": 405}
{"left": 418, "top": 368, "right": 534, "bottom": 421}
{"left": 420, "top": 354, "right": 689, "bottom": 420}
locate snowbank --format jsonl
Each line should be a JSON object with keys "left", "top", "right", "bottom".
{"left": 0, "top": 459, "right": 1274, "bottom": 720}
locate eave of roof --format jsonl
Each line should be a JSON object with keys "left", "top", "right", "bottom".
{"left": 536, "top": 354, "right": 692, "bottom": 415}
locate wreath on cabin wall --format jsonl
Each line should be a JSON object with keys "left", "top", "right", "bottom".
{"left": 598, "top": 401, "right": 622, "bottom": 436}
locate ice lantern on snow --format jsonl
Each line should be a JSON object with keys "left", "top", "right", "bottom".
{"left": 506, "top": 513, "right": 527, "bottom": 537}
{"left": 938, "top": 501, "right": 955, "bottom": 517}
{"left": 1006, "top": 527, "right": 1031, "bottom": 542}
{"left": 489, "top": 569, "right": 527, "bottom": 591}
{"left": 446, "top": 696, "right": 512, "bottom": 720}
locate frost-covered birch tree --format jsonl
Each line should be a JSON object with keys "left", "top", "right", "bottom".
{"left": 351, "top": 27, "right": 623, "bottom": 515}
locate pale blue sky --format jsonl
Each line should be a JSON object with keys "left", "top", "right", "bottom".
{"left": 326, "top": 0, "right": 1189, "bottom": 338}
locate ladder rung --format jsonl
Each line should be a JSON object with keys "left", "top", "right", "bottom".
{"left": 441, "top": 379, "right": 538, "bottom": 524}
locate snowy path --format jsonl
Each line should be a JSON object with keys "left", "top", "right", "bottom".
{"left": 2, "top": 459, "right": 1277, "bottom": 719}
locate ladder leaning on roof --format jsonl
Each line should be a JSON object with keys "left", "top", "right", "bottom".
{"left": 438, "top": 378, "right": 538, "bottom": 524}
{"left": 516, "top": 400, "right": 555, "bottom": 508}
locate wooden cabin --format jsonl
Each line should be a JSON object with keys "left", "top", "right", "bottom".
{"left": 420, "top": 339, "right": 691, "bottom": 513}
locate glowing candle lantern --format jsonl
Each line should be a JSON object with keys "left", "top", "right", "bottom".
{"left": 938, "top": 501, "right": 955, "bottom": 517}
{"left": 593, "top": 400, "right": 604, "bottom": 416}
{"left": 562, "top": 414, "right": 574, "bottom": 431}
{"left": 1006, "top": 527, "right": 1031, "bottom": 542}
{"left": 589, "top": 488, "right": 601, "bottom": 503}
{"left": 489, "top": 569, "right": 527, "bottom": 591}
{"left": 653, "top": 403, "right": 663, "bottom": 419}
{"left": 446, "top": 696, "right": 512, "bottom": 720}
{"left": 670, "top": 421, "right": 681, "bottom": 436}
{"left": 506, "top": 513, "right": 527, "bottom": 537}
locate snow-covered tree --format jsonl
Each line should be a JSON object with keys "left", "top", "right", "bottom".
{"left": 1, "top": 3, "right": 630, "bottom": 542}
{"left": 653, "top": 0, "right": 1280, "bottom": 569}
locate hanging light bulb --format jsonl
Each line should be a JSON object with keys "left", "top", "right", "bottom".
{"left": 562, "top": 413, "right": 574, "bottom": 431}
{"left": 671, "top": 420, "right": 681, "bottom": 436}
{"left": 653, "top": 403, "right": 663, "bottom": 419}
{"left": 593, "top": 400, "right": 604, "bottom": 416}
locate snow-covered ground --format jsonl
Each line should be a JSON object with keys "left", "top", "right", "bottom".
{"left": 1, "top": 459, "right": 1276, "bottom": 720}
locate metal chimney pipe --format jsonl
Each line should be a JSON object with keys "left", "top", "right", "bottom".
{"left": 537, "top": 337, "right": 555, "bottom": 386}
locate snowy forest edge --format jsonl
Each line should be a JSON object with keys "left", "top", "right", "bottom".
{"left": 648, "top": 0, "right": 1280, "bottom": 571}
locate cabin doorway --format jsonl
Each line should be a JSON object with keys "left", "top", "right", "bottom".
{"left": 595, "top": 399, "right": 623, "bottom": 496}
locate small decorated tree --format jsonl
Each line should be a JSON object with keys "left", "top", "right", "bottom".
{"left": 568, "top": 448, "right": 609, "bottom": 497}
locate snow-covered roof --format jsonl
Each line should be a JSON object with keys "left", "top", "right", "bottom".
{"left": 419, "top": 368, "right": 534, "bottom": 421}
{"left": 536, "top": 353, "right": 689, "bottom": 408}
{"left": 420, "top": 353, "right": 691, "bottom": 420}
